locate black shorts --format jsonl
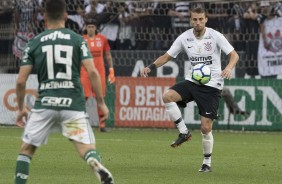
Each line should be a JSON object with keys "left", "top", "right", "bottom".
{"left": 170, "top": 80, "right": 221, "bottom": 119}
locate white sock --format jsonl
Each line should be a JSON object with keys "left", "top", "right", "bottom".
{"left": 201, "top": 131, "right": 214, "bottom": 166}
{"left": 165, "top": 102, "right": 188, "bottom": 134}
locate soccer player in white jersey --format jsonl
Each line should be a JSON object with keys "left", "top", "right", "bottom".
{"left": 14, "top": 0, "right": 114, "bottom": 183}
{"left": 141, "top": 6, "right": 239, "bottom": 172}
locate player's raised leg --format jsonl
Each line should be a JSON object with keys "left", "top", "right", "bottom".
{"left": 163, "top": 89, "right": 192, "bottom": 147}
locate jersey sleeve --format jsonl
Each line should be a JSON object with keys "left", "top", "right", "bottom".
{"left": 214, "top": 31, "right": 234, "bottom": 55}
{"left": 167, "top": 35, "right": 183, "bottom": 58}
{"left": 79, "top": 37, "right": 92, "bottom": 61}
{"left": 21, "top": 42, "right": 34, "bottom": 66}
{"left": 103, "top": 37, "right": 111, "bottom": 52}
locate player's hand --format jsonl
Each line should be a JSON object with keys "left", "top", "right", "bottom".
{"left": 140, "top": 67, "right": 151, "bottom": 77}
{"left": 97, "top": 102, "right": 109, "bottom": 122}
{"left": 16, "top": 107, "right": 29, "bottom": 128}
{"left": 221, "top": 68, "right": 232, "bottom": 80}
{"left": 108, "top": 67, "right": 115, "bottom": 84}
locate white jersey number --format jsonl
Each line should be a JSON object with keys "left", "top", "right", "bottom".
{"left": 42, "top": 45, "right": 73, "bottom": 80}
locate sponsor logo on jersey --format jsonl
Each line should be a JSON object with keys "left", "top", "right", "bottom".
{"left": 187, "top": 38, "right": 194, "bottom": 41}
{"left": 40, "top": 31, "right": 71, "bottom": 42}
{"left": 191, "top": 61, "right": 213, "bottom": 66}
{"left": 189, "top": 56, "right": 213, "bottom": 66}
{"left": 188, "top": 56, "right": 212, "bottom": 62}
{"left": 41, "top": 96, "right": 72, "bottom": 107}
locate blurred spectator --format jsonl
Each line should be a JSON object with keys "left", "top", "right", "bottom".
{"left": 243, "top": 2, "right": 260, "bottom": 78}
{"left": 127, "top": 1, "right": 154, "bottom": 50}
{"left": 13, "top": 0, "right": 38, "bottom": 68}
{"left": 36, "top": 0, "right": 45, "bottom": 33}
{"left": 170, "top": 2, "right": 191, "bottom": 38}
{"left": 205, "top": 2, "right": 232, "bottom": 34}
{"left": 117, "top": 2, "right": 137, "bottom": 50}
{"left": 273, "top": 1, "right": 282, "bottom": 17}
{"left": 37, "top": 0, "right": 84, "bottom": 34}
{"left": 0, "top": 0, "right": 14, "bottom": 23}
{"left": 0, "top": 0, "right": 14, "bottom": 72}
{"left": 84, "top": 0, "right": 90, "bottom": 7}
{"left": 257, "top": 1, "right": 280, "bottom": 78}
{"left": 151, "top": 2, "right": 174, "bottom": 50}
{"left": 85, "top": 0, "right": 104, "bottom": 16}
{"left": 228, "top": 2, "right": 247, "bottom": 77}
{"left": 0, "top": 0, "right": 14, "bottom": 36}
{"left": 99, "top": 1, "right": 119, "bottom": 50}
{"left": 65, "top": 0, "right": 85, "bottom": 34}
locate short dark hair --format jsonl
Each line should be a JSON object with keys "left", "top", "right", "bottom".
{"left": 191, "top": 6, "right": 207, "bottom": 17}
{"left": 45, "top": 0, "right": 66, "bottom": 21}
{"left": 85, "top": 18, "right": 98, "bottom": 26}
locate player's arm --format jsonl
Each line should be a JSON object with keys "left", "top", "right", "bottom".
{"left": 104, "top": 51, "right": 115, "bottom": 84}
{"left": 221, "top": 50, "right": 239, "bottom": 80}
{"left": 82, "top": 58, "right": 109, "bottom": 121}
{"left": 215, "top": 31, "right": 239, "bottom": 80}
{"left": 16, "top": 65, "right": 33, "bottom": 128}
{"left": 140, "top": 53, "right": 173, "bottom": 77}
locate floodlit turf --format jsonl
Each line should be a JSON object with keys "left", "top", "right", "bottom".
{"left": 1, "top": 127, "right": 282, "bottom": 184}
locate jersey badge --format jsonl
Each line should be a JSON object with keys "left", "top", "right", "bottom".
{"left": 204, "top": 42, "right": 212, "bottom": 51}
{"left": 96, "top": 41, "right": 102, "bottom": 47}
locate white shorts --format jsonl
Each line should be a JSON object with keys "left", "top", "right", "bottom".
{"left": 22, "top": 109, "right": 95, "bottom": 147}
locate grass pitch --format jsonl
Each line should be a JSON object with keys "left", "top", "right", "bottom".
{"left": 1, "top": 127, "right": 282, "bottom": 184}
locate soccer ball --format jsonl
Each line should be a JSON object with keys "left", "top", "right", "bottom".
{"left": 192, "top": 63, "right": 211, "bottom": 85}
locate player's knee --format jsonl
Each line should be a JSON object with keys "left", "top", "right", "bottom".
{"left": 163, "top": 90, "right": 176, "bottom": 103}
{"left": 201, "top": 122, "right": 212, "bottom": 134}
{"left": 20, "top": 143, "right": 37, "bottom": 156}
{"left": 201, "top": 126, "right": 211, "bottom": 134}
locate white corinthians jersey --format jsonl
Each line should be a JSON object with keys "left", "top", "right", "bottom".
{"left": 167, "top": 27, "right": 234, "bottom": 90}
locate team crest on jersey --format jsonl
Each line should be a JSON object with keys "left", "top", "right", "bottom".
{"left": 204, "top": 42, "right": 212, "bottom": 51}
{"left": 96, "top": 41, "right": 102, "bottom": 47}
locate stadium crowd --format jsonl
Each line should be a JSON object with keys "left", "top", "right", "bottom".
{"left": 0, "top": 0, "right": 282, "bottom": 77}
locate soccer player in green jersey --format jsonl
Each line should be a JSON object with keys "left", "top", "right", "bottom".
{"left": 14, "top": 0, "right": 114, "bottom": 183}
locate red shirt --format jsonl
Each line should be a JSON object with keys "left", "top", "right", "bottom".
{"left": 80, "top": 34, "right": 111, "bottom": 97}
{"left": 81, "top": 34, "right": 111, "bottom": 77}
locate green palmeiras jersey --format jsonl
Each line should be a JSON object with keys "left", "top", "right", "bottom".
{"left": 21, "top": 28, "right": 92, "bottom": 111}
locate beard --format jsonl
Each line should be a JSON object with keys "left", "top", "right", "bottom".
{"left": 194, "top": 26, "right": 203, "bottom": 33}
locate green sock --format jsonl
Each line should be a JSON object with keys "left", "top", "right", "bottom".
{"left": 14, "top": 154, "right": 31, "bottom": 184}
{"left": 84, "top": 149, "right": 101, "bottom": 163}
